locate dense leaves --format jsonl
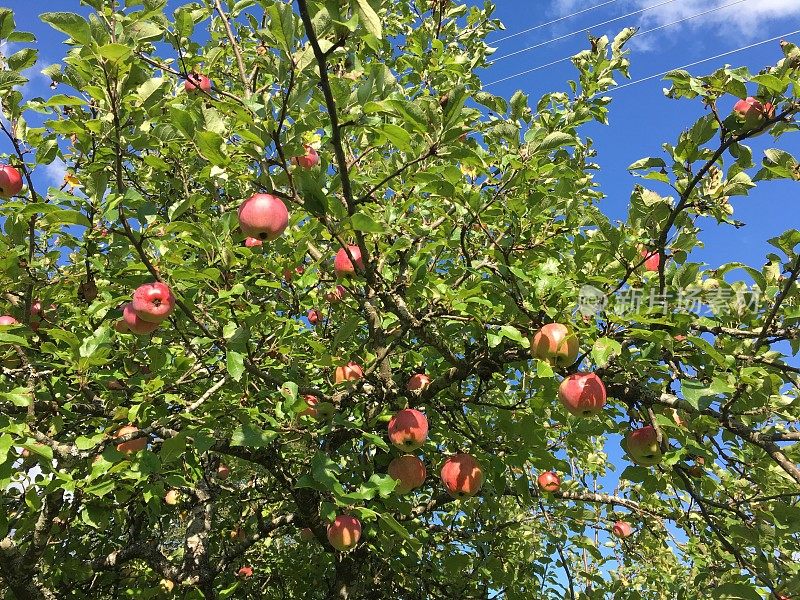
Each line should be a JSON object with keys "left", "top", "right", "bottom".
{"left": 0, "top": 1, "right": 800, "bottom": 599}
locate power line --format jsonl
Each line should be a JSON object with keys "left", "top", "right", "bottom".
{"left": 485, "top": 0, "right": 748, "bottom": 87}
{"left": 493, "top": 0, "right": 627, "bottom": 44}
{"left": 494, "top": 0, "right": 683, "bottom": 62}
{"left": 605, "top": 29, "right": 800, "bottom": 94}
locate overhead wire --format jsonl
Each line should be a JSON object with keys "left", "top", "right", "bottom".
{"left": 484, "top": 0, "right": 749, "bottom": 87}
{"left": 494, "top": 0, "right": 684, "bottom": 62}
{"left": 493, "top": 0, "right": 627, "bottom": 44}
{"left": 605, "top": 29, "right": 800, "bottom": 94}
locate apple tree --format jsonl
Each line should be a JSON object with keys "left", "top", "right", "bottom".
{"left": 1, "top": 1, "right": 800, "bottom": 598}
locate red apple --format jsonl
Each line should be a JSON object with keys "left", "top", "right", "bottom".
{"left": 334, "top": 362, "right": 363, "bottom": 384}
{"left": 531, "top": 323, "right": 579, "bottom": 367}
{"left": 307, "top": 309, "right": 322, "bottom": 326}
{"left": 327, "top": 515, "right": 361, "bottom": 552}
{"left": 237, "top": 193, "right": 289, "bottom": 241}
{"left": 612, "top": 520, "right": 633, "bottom": 539}
{"left": 0, "top": 165, "right": 23, "bottom": 198}
{"left": 0, "top": 316, "right": 18, "bottom": 326}
{"left": 440, "top": 453, "right": 484, "bottom": 498}
{"left": 388, "top": 454, "right": 427, "bottom": 494}
{"left": 733, "top": 96, "right": 775, "bottom": 129}
{"left": 626, "top": 425, "right": 662, "bottom": 466}
{"left": 217, "top": 463, "right": 231, "bottom": 480}
{"left": 406, "top": 373, "right": 431, "bottom": 393}
{"left": 537, "top": 471, "right": 560, "bottom": 493}
{"left": 237, "top": 565, "right": 253, "bottom": 578}
{"left": 132, "top": 282, "right": 175, "bottom": 323}
{"left": 325, "top": 285, "right": 346, "bottom": 303}
{"left": 641, "top": 249, "right": 660, "bottom": 272}
{"left": 184, "top": 73, "right": 212, "bottom": 93}
{"left": 334, "top": 245, "right": 364, "bottom": 278}
{"left": 388, "top": 409, "right": 429, "bottom": 451}
{"left": 292, "top": 145, "right": 320, "bottom": 169}
{"left": 244, "top": 237, "right": 263, "bottom": 248}
{"left": 299, "top": 394, "right": 319, "bottom": 418}
{"left": 114, "top": 425, "right": 147, "bottom": 454}
{"left": 122, "top": 303, "right": 159, "bottom": 335}
{"left": 558, "top": 372, "right": 606, "bottom": 417}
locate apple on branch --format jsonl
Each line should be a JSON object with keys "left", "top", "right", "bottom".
{"left": 388, "top": 454, "right": 426, "bottom": 494}
{"left": 327, "top": 515, "right": 361, "bottom": 552}
{"left": 184, "top": 73, "right": 212, "bottom": 93}
{"left": 334, "top": 245, "right": 364, "bottom": 278}
{"left": 292, "top": 144, "right": 320, "bottom": 169}
{"left": 132, "top": 282, "right": 176, "bottom": 323}
{"left": 238, "top": 193, "right": 289, "bottom": 241}
{"left": 334, "top": 362, "right": 363, "bottom": 384}
{"left": 387, "top": 409, "right": 429, "bottom": 451}
{"left": 0, "top": 164, "right": 23, "bottom": 198}
{"left": 406, "top": 373, "right": 431, "bottom": 393}
{"left": 531, "top": 323, "right": 579, "bottom": 367}
{"left": 625, "top": 425, "right": 663, "bottom": 466}
{"left": 612, "top": 520, "right": 633, "bottom": 539}
{"left": 440, "top": 453, "right": 484, "bottom": 498}
{"left": 537, "top": 471, "right": 561, "bottom": 493}
{"left": 558, "top": 372, "right": 607, "bottom": 417}
{"left": 114, "top": 425, "right": 147, "bottom": 454}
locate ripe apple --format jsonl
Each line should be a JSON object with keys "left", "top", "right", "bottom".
{"left": 122, "top": 303, "right": 160, "bottom": 335}
{"left": 0, "top": 316, "right": 18, "bottom": 326}
{"left": 612, "top": 520, "right": 633, "bottom": 539}
{"left": 132, "top": 282, "right": 176, "bottom": 323}
{"left": 641, "top": 249, "right": 660, "bottom": 272}
{"left": 114, "top": 425, "right": 147, "bottom": 454}
{"left": 388, "top": 454, "right": 427, "bottom": 494}
{"left": 237, "top": 565, "right": 253, "bottom": 578}
{"left": 217, "top": 463, "right": 231, "bottom": 480}
{"left": 334, "top": 245, "right": 364, "bottom": 278}
{"left": 537, "top": 471, "right": 561, "bottom": 493}
{"left": 237, "top": 193, "right": 289, "bottom": 241}
{"left": 327, "top": 515, "right": 361, "bottom": 551}
{"left": 440, "top": 453, "right": 484, "bottom": 498}
{"left": 387, "top": 409, "right": 429, "bottom": 451}
{"left": 164, "top": 490, "right": 181, "bottom": 505}
{"left": 733, "top": 96, "right": 775, "bottom": 129}
{"left": 406, "top": 373, "right": 431, "bottom": 393}
{"left": 299, "top": 394, "right": 333, "bottom": 419}
{"left": 334, "top": 362, "right": 363, "bottom": 384}
{"left": 325, "top": 284, "right": 346, "bottom": 303}
{"left": 299, "top": 527, "right": 315, "bottom": 542}
{"left": 558, "top": 372, "right": 607, "bottom": 417}
{"left": 531, "top": 323, "right": 579, "bottom": 367}
{"left": 626, "top": 425, "right": 663, "bottom": 466}
{"left": 184, "top": 73, "right": 212, "bottom": 93}
{"left": 307, "top": 309, "right": 322, "bottom": 326}
{"left": 244, "top": 237, "right": 263, "bottom": 248}
{"left": 292, "top": 145, "right": 320, "bottom": 169}
{"left": 0, "top": 165, "right": 23, "bottom": 197}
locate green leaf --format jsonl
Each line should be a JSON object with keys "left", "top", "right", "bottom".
{"left": 196, "top": 131, "right": 229, "bottom": 166}
{"left": 539, "top": 132, "right": 574, "bottom": 151}
{"left": 591, "top": 338, "right": 621, "bottom": 368}
{"left": 160, "top": 434, "right": 186, "bottom": 464}
{"left": 351, "top": 212, "right": 386, "bottom": 234}
{"left": 1, "top": 387, "right": 32, "bottom": 407}
{"left": 378, "top": 123, "right": 412, "bottom": 152}
{"left": 267, "top": 2, "right": 295, "bottom": 54}
{"left": 710, "top": 583, "right": 762, "bottom": 600}
{"left": 97, "top": 43, "right": 132, "bottom": 63}
{"left": 352, "top": 0, "right": 382, "bottom": 39}
{"left": 226, "top": 350, "right": 245, "bottom": 381}
{"left": 231, "top": 424, "right": 277, "bottom": 448}
{"left": 41, "top": 12, "right": 92, "bottom": 46}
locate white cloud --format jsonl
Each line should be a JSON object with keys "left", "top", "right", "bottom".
{"left": 39, "top": 158, "right": 67, "bottom": 188}
{"left": 635, "top": 0, "right": 800, "bottom": 38}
